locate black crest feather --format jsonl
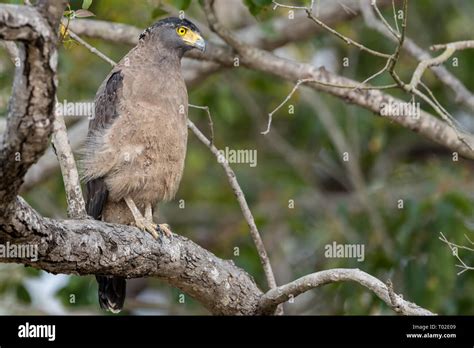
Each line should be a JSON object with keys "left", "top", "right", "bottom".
{"left": 139, "top": 17, "right": 200, "bottom": 41}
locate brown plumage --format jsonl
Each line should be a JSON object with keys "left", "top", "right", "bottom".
{"left": 81, "top": 17, "right": 205, "bottom": 313}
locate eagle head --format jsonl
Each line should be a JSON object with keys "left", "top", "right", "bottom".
{"left": 140, "top": 17, "right": 206, "bottom": 55}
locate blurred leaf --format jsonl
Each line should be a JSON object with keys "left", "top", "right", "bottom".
{"left": 74, "top": 9, "right": 95, "bottom": 18}
{"left": 82, "top": 0, "right": 92, "bottom": 10}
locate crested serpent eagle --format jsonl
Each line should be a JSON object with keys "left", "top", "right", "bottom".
{"left": 81, "top": 17, "right": 206, "bottom": 313}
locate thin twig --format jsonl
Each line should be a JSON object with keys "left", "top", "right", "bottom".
{"left": 274, "top": 0, "right": 392, "bottom": 58}
{"left": 439, "top": 232, "right": 474, "bottom": 275}
{"left": 189, "top": 104, "right": 215, "bottom": 145}
{"left": 68, "top": 29, "right": 117, "bottom": 67}
{"left": 262, "top": 78, "right": 310, "bottom": 135}
{"left": 188, "top": 119, "right": 279, "bottom": 293}
{"left": 391, "top": 0, "right": 400, "bottom": 35}
{"left": 383, "top": 0, "right": 473, "bottom": 151}
{"left": 355, "top": 58, "right": 391, "bottom": 90}
{"left": 412, "top": 87, "right": 473, "bottom": 150}
{"left": 263, "top": 78, "right": 396, "bottom": 135}
{"left": 372, "top": 0, "right": 400, "bottom": 40}
{"left": 361, "top": 1, "right": 474, "bottom": 111}
{"left": 306, "top": 11, "right": 391, "bottom": 59}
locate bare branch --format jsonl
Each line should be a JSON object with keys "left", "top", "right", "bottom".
{"left": 51, "top": 101, "right": 87, "bottom": 219}
{"left": 431, "top": 40, "right": 474, "bottom": 51}
{"left": 202, "top": 0, "right": 474, "bottom": 159}
{"left": 272, "top": 0, "right": 391, "bottom": 58}
{"left": 439, "top": 232, "right": 474, "bottom": 275}
{"left": 262, "top": 77, "right": 396, "bottom": 135}
{"left": 189, "top": 104, "right": 215, "bottom": 146}
{"left": 306, "top": 9, "right": 391, "bottom": 59}
{"left": 361, "top": 1, "right": 474, "bottom": 112}
{"left": 0, "top": 1, "right": 66, "bottom": 214}
{"left": 0, "top": 4, "right": 50, "bottom": 41}
{"left": 258, "top": 268, "right": 435, "bottom": 315}
{"left": 407, "top": 46, "right": 456, "bottom": 92}
{"left": 391, "top": 0, "right": 400, "bottom": 35}
{"left": 263, "top": 78, "right": 312, "bottom": 135}
{"left": 380, "top": 0, "right": 473, "bottom": 151}
{"left": 188, "top": 120, "right": 279, "bottom": 295}
{"left": 371, "top": 0, "right": 400, "bottom": 40}
{"left": 67, "top": 29, "right": 117, "bottom": 67}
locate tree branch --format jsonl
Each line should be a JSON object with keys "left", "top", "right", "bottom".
{"left": 0, "top": 0, "right": 436, "bottom": 317}
{"left": 48, "top": 23, "right": 281, "bottom": 308}
{"left": 201, "top": 0, "right": 474, "bottom": 159}
{"left": 67, "top": 0, "right": 378, "bottom": 50}
{"left": 51, "top": 102, "right": 87, "bottom": 219}
{"left": 258, "top": 268, "right": 435, "bottom": 315}
{"left": 0, "top": 0, "right": 65, "bottom": 216}
{"left": 52, "top": 3, "right": 474, "bottom": 156}
{"left": 1, "top": 197, "right": 263, "bottom": 315}
{"left": 187, "top": 120, "right": 278, "bottom": 294}
{"left": 65, "top": 0, "right": 385, "bottom": 88}
{"left": 361, "top": 1, "right": 474, "bottom": 112}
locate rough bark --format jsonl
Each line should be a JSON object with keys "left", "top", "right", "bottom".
{"left": 1, "top": 197, "right": 263, "bottom": 315}
{"left": 0, "top": 1, "right": 64, "bottom": 216}
{"left": 258, "top": 268, "right": 434, "bottom": 315}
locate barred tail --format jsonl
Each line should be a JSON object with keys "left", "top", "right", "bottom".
{"left": 96, "top": 275, "right": 126, "bottom": 313}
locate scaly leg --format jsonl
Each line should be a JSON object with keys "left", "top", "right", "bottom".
{"left": 125, "top": 197, "right": 158, "bottom": 239}
{"left": 145, "top": 203, "right": 153, "bottom": 222}
{"left": 150, "top": 204, "right": 172, "bottom": 238}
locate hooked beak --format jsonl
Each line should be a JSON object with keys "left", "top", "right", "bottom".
{"left": 193, "top": 36, "right": 206, "bottom": 52}
{"left": 183, "top": 30, "right": 206, "bottom": 52}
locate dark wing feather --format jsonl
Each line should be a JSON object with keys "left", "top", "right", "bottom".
{"left": 85, "top": 70, "right": 124, "bottom": 219}
{"left": 86, "top": 178, "right": 109, "bottom": 219}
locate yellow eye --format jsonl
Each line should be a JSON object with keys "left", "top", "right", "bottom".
{"left": 177, "top": 27, "right": 187, "bottom": 36}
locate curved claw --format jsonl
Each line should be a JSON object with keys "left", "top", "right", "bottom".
{"left": 157, "top": 223, "right": 172, "bottom": 238}
{"left": 134, "top": 218, "right": 159, "bottom": 239}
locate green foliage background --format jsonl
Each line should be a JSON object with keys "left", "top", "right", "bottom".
{"left": 0, "top": 0, "right": 473, "bottom": 315}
